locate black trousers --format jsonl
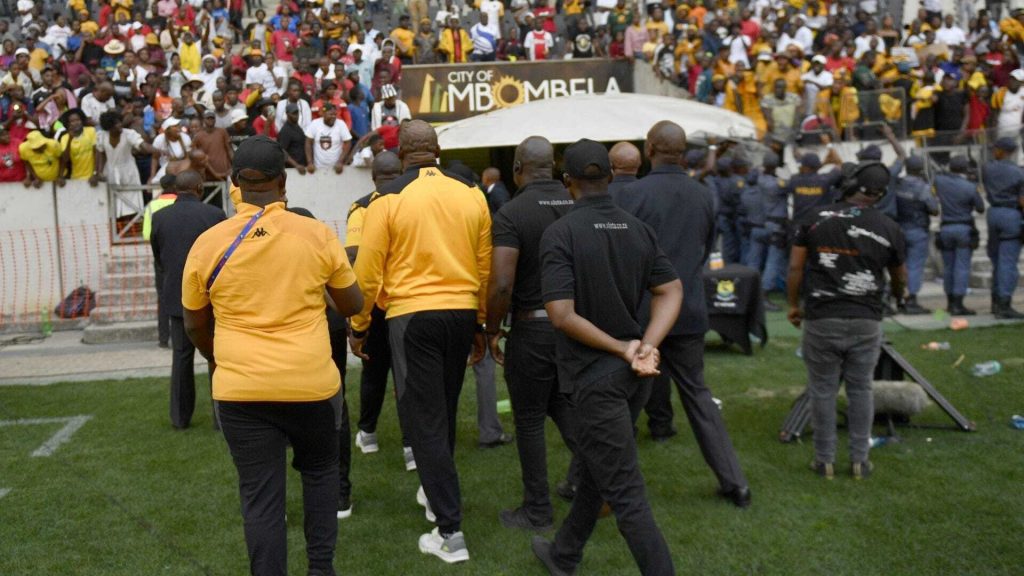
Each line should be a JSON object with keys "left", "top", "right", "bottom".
{"left": 504, "top": 319, "right": 577, "bottom": 525}
{"left": 357, "top": 306, "right": 409, "bottom": 446}
{"left": 155, "top": 262, "right": 169, "bottom": 345}
{"left": 169, "top": 315, "right": 196, "bottom": 428}
{"left": 389, "top": 309, "right": 475, "bottom": 534}
{"left": 645, "top": 334, "right": 747, "bottom": 492}
{"left": 551, "top": 368, "right": 674, "bottom": 576}
{"left": 218, "top": 399, "right": 340, "bottom": 576}
{"left": 329, "top": 327, "right": 352, "bottom": 502}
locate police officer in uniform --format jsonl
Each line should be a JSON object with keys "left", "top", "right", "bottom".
{"left": 981, "top": 137, "right": 1024, "bottom": 319}
{"left": 616, "top": 121, "right": 751, "bottom": 509}
{"left": 785, "top": 151, "right": 843, "bottom": 226}
{"left": 756, "top": 152, "right": 788, "bottom": 310}
{"left": 714, "top": 157, "right": 742, "bottom": 263}
{"left": 892, "top": 155, "right": 939, "bottom": 315}
{"left": 730, "top": 157, "right": 754, "bottom": 264}
{"left": 345, "top": 152, "right": 417, "bottom": 470}
{"left": 741, "top": 157, "right": 769, "bottom": 271}
{"left": 533, "top": 138, "right": 681, "bottom": 576}
{"left": 487, "top": 136, "right": 577, "bottom": 533}
{"left": 934, "top": 155, "right": 986, "bottom": 316}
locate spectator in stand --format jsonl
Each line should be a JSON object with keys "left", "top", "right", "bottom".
{"left": 471, "top": 13, "right": 498, "bottom": 62}
{"left": 19, "top": 130, "right": 63, "bottom": 187}
{"left": 0, "top": 125, "right": 26, "bottom": 183}
{"left": 524, "top": 18, "right": 555, "bottom": 61}
{"left": 304, "top": 102, "right": 352, "bottom": 174}
{"left": 371, "top": 84, "right": 411, "bottom": 130}
{"left": 193, "top": 110, "right": 234, "bottom": 181}
{"left": 274, "top": 80, "right": 312, "bottom": 132}
{"left": 151, "top": 117, "right": 192, "bottom": 182}
{"left": 278, "top": 102, "right": 309, "bottom": 173}
{"left": 58, "top": 109, "right": 96, "bottom": 182}
{"left": 439, "top": 16, "right": 472, "bottom": 63}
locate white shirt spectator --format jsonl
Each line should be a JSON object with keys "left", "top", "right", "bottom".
{"left": 198, "top": 67, "right": 223, "bottom": 95}
{"left": 934, "top": 24, "right": 966, "bottom": 46}
{"left": 304, "top": 117, "right": 352, "bottom": 168}
{"left": 725, "top": 35, "right": 751, "bottom": 66}
{"left": 370, "top": 99, "right": 412, "bottom": 129}
{"left": 350, "top": 145, "right": 375, "bottom": 168}
{"left": 523, "top": 29, "right": 554, "bottom": 61}
{"left": 794, "top": 24, "right": 814, "bottom": 53}
{"left": 479, "top": 0, "right": 504, "bottom": 38}
{"left": 275, "top": 98, "right": 312, "bottom": 131}
{"left": 17, "top": 0, "right": 35, "bottom": 26}
{"left": 81, "top": 93, "right": 116, "bottom": 126}
{"left": 776, "top": 32, "right": 798, "bottom": 54}
{"left": 96, "top": 128, "right": 146, "bottom": 185}
{"left": 244, "top": 63, "right": 278, "bottom": 95}
{"left": 151, "top": 132, "right": 192, "bottom": 181}
{"left": 854, "top": 34, "right": 885, "bottom": 58}
{"left": 470, "top": 23, "right": 497, "bottom": 56}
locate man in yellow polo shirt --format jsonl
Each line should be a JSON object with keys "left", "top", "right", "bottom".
{"left": 349, "top": 120, "right": 491, "bottom": 564}
{"left": 19, "top": 131, "right": 63, "bottom": 188}
{"left": 182, "top": 136, "right": 363, "bottom": 575}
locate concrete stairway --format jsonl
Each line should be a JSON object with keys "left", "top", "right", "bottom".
{"left": 82, "top": 251, "right": 160, "bottom": 345}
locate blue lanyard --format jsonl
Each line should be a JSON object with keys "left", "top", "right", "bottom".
{"left": 206, "top": 208, "right": 265, "bottom": 293}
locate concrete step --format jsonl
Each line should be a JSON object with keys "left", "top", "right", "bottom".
{"left": 82, "top": 320, "right": 159, "bottom": 344}
{"left": 106, "top": 254, "right": 155, "bottom": 274}
{"left": 972, "top": 259, "right": 992, "bottom": 273}
{"left": 971, "top": 272, "right": 993, "bottom": 290}
{"left": 88, "top": 305, "right": 158, "bottom": 324}
{"left": 102, "top": 272, "right": 154, "bottom": 291}
{"left": 95, "top": 289, "right": 159, "bottom": 308}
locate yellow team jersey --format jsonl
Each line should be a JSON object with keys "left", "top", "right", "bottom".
{"left": 351, "top": 165, "right": 491, "bottom": 332}
{"left": 19, "top": 138, "right": 62, "bottom": 181}
{"left": 60, "top": 127, "right": 96, "bottom": 180}
{"left": 181, "top": 201, "right": 357, "bottom": 402}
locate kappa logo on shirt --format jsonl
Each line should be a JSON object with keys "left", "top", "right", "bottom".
{"left": 252, "top": 227, "right": 270, "bottom": 238}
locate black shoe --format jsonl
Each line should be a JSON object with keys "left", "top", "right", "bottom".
{"left": 718, "top": 485, "right": 752, "bottom": 509}
{"left": 337, "top": 495, "right": 352, "bottom": 520}
{"left": 158, "top": 341, "right": 170, "bottom": 349}
{"left": 948, "top": 296, "right": 976, "bottom": 316}
{"left": 650, "top": 427, "right": 677, "bottom": 443}
{"left": 901, "top": 295, "right": 930, "bottom": 315}
{"left": 499, "top": 507, "right": 553, "bottom": 533}
{"left": 763, "top": 293, "right": 781, "bottom": 312}
{"left": 479, "top": 432, "right": 514, "bottom": 448}
{"left": 531, "top": 536, "right": 576, "bottom": 576}
{"left": 555, "top": 480, "right": 576, "bottom": 502}
{"left": 995, "top": 298, "right": 1024, "bottom": 320}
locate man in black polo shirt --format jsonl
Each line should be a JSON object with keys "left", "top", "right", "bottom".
{"left": 487, "top": 136, "right": 576, "bottom": 533}
{"left": 787, "top": 162, "right": 907, "bottom": 480}
{"left": 615, "top": 121, "right": 751, "bottom": 509}
{"left": 150, "top": 170, "right": 226, "bottom": 429}
{"left": 532, "top": 139, "right": 681, "bottom": 576}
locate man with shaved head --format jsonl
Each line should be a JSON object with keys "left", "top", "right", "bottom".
{"left": 349, "top": 120, "right": 492, "bottom": 564}
{"left": 614, "top": 120, "right": 751, "bottom": 509}
{"left": 608, "top": 141, "right": 642, "bottom": 195}
{"left": 486, "top": 135, "right": 577, "bottom": 533}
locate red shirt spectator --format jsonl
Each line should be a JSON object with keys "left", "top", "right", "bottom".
{"left": 312, "top": 96, "right": 352, "bottom": 128}
{"left": 968, "top": 92, "right": 991, "bottom": 131}
{"left": 826, "top": 54, "right": 855, "bottom": 73}
{"left": 292, "top": 70, "right": 315, "bottom": 94}
{"left": 740, "top": 19, "right": 760, "bottom": 43}
{"left": 0, "top": 127, "right": 26, "bottom": 183}
{"left": 271, "top": 28, "right": 298, "bottom": 62}
{"left": 252, "top": 114, "right": 278, "bottom": 138}
{"left": 534, "top": 7, "right": 557, "bottom": 34}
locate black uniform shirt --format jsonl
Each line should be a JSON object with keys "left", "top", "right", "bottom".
{"left": 615, "top": 164, "right": 716, "bottom": 335}
{"left": 794, "top": 201, "right": 906, "bottom": 321}
{"left": 541, "top": 194, "right": 678, "bottom": 388}
{"left": 934, "top": 172, "right": 984, "bottom": 224}
{"left": 787, "top": 169, "right": 843, "bottom": 224}
{"left": 492, "top": 179, "right": 574, "bottom": 313}
{"left": 607, "top": 174, "right": 637, "bottom": 197}
{"left": 278, "top": 121, "right": 308, "bottom": 166}
{"left": 150, "top": 194, "right": 227, "bottom": 317}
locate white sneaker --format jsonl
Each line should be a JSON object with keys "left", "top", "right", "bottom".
{"left": 355, "top": 430, "right": 379, "bottom": 454}
{"left": 337, "top": 496, "right": 352, "bottom": 520}
{"left": 404, "top": 446, "right": 417, "bottom": 471}
{"left": 416, "top": 485, "right": 437, "bottom": 523}
{"left": 418, "top": 528, "right": 469, "bottom": 564}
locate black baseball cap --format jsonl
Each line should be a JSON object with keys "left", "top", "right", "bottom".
{"left": 949, "top": 155, "right": 970, "bottom": 173}
{"left": 563, "top": 139, "right": 610, "bottom": 180}
{"left": 233, "top": 136, "right": 285, "bottom": 183}
{"left": 855, "top": 162, "right": 890, "bottom": 192}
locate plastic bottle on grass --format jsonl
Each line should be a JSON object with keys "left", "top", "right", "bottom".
{"left": 971, "top": 361, "right": 1002, "bottom": 377}
{"left": 1011, "top": 415, "right": 1024, "bottom": 430}
{"left": 921, "top": 341, "right": 950, "bottom": 351}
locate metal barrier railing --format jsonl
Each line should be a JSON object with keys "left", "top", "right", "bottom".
{"left": 838, "top": 87, "right": 908, "bottom": 142}
{"left": 109, "top": 180, "right": 230, "bottom": 244}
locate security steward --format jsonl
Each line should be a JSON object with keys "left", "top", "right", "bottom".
{"left": 787, "top": 161, "right": 906, "bottom": 480}
{"left": 892, "top": 155, "right": 938, "bottom": 315}
{"left": 615, "top": 121, "right": 751, "bottom": 509}
{"left": 934, "top": 155, "right": 986, "bottom": 316}
{"left": 740, "top": 156, "right": 769, "bottom": 272}
{"left": 532, "top": 138, "right": 682, "bottom": 576}
{"left": 714, "top": 156, "right": 742, "bottom": 263}
{"left": 143, "top": 174, "right": 179, "bottom": 349}
{"left": 486, "top": 135, "right": 577, "bottom": 533}
{"left": 608, "top": 141, "right": 642, "bottom": 195}
{"left": 981, "top": 137, "right": 1024, "bottom": 319}
{"left": 757, "top": 152, "right": 788, "bottom": 308}
{"left": 182, "top": 136, "right": 363, "bottom": 576}
{"left": 730, "top": 156, "right": 754, "bottom": 264}
{"left": 345, "top": 152, "right": 416, "bottom": 469}
{"left": 785, "top": 149, "right": 843, "bottom": 226}
{"left": 348, "top": 120, "right": 491, "bottom": 564}
{"left": 149, "top": 169, "right": 225, "bottom": 429}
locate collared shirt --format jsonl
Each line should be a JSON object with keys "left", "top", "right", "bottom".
{"left": 151, "top": 194, "right": 225, "bottom": 316}
{"left": 614, "top": 164, "right": 715, "bottom": 335}
{"left": 893, "top": 174, "right": 938, "bottom": 229}
{"left": 541, "top": 194, "right": 677, "bottom": 388}
{"left": 982, "top": 159, "right": 1024, "bottom": 208}
{"left": 934, "top": 172, "right": 985, "bottom": 224}
{"left": 351, "top": 164, "right": 492, "bottom": 332}
{"left": 181, "top": 201, "right": 357, "bottom": 402}
{"left": 607, "top": 173, "right": 637, "bottom": 196}
{"left": 758, "top": 172, "right": 789, "bottom": 220}
{"left": 795, "top": 201, "right": 906, "bottom": 321}
{"left": 740, "top": 173, "right": 768, "bottom": 227}
{"left": 492, "top": 179, "right": 573, "bottom": 313}
{"left": 345, "top": 192, "right": 373, "bottom": 249}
